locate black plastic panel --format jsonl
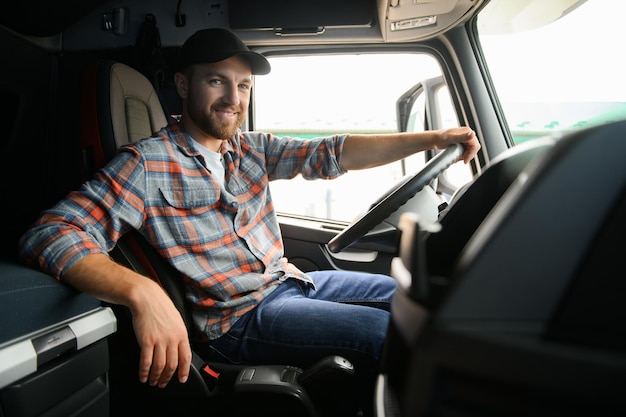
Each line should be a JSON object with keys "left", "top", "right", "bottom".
{"left": 229, "top": 0, "right": 375, "bottom": 30}
{"left": 0, "top": 340, "right": 109, "bottom": 417}
{"left": 0, "top": 0, "right": 108, "bottom": 37}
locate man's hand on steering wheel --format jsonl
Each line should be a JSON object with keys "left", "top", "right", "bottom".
{"left": 433, "top": 127, "right": 480, "bottom": 164}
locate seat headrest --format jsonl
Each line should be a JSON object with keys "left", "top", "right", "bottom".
{"left": 108, "top": 62, "right": 168, "bottom": 148}
{"left": 80, "top": 60, "right": 169, "bottom": 178}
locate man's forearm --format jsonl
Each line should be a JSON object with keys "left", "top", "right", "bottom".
{"left": 340, "top": 131, "right": 439, "bottom": 170}
{"left": 61, "top": 253, "right": 163, "bottom": 314}
{"left": 340, "top": 127, "right": 479, "bottom": 171}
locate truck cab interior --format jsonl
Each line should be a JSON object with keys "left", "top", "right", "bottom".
{"left": 1, "top": 0, "right": 625, "bottom": 416}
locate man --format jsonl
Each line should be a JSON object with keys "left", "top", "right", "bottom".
{"left": 20, "top": 28, "right": 479, "bottom": 400}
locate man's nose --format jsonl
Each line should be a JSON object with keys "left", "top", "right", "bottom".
{"left": 222, "top": 84, "right": 240, "bottom": 105}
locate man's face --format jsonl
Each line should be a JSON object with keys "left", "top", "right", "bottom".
{"left": 182, "top": 56, "right": 253, "bottom": 140}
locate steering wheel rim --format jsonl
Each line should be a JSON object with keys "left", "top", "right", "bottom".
{"left": 327, "top": 143, "right": 465, "bottom": 253}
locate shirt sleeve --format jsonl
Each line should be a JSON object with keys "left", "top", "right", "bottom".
{"left": 18, "top": 148, "right": 147, "bottom": 279}
{"left": 261, "top": 133, "right": 348, "bottom": 180}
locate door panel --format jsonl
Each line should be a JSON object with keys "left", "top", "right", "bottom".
{"left": 279, "top": 216, "right": 395, "bottom": 274}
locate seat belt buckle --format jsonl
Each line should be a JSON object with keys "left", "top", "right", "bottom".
{"left": 200, "top": 364, "right": 221, "bottom": 391}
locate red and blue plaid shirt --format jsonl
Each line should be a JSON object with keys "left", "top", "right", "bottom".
{"left": 20, "top": 123, "right": 347, "bottom": 339}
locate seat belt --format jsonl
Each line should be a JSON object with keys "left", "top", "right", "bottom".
{"left": 132, "top": 14, "right": 182, "bottom": 121}
{"left": 134, "top": 14, "right": 165, "bottom": 93}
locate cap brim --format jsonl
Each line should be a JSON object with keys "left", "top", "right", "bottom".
{"left": 240, "top": 52, "right": 271, "bottom": 75}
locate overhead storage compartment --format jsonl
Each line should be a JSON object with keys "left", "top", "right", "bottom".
{"left": 229, "top": 0, "right": 375, "bottom": 34}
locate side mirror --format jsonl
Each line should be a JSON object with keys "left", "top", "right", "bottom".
{"left": 395, "top": 75, "right": 445, "bottom": 133}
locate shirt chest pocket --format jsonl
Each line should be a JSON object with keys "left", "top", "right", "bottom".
{"left": 157, "top": 186, "right": 226, "bottom": 245}
{"left": 159, "top": 187, "right": 220, "bottom": 216}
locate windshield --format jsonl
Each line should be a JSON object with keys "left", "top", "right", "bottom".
{"left": 477, "top": 0, "right": 626, "bottom": 143}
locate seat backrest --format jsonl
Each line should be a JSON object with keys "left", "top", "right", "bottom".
{"left": 80, "top": 60, "right": 168, "bottom": 177}
{"left": 79, "top": 60, "right": 189, "bottom": 322}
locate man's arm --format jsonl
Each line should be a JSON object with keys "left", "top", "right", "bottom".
{"left": 340, "top": 127, "right": 479, "bottom": 171}
{"left": 62, "top": 253, "right": 191, "bottom": 388}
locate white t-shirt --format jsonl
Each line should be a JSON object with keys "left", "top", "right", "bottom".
{"left": 191, "top": 139, "right": 225, "bottom": 187}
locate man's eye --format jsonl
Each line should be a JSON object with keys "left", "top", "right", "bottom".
{"left": 209, "top": 79, "right": 223, "bottom": 86}
{"left": 239, "top": 84, "right": 250, "bottom": 90}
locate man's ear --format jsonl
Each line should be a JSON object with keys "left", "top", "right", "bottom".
{"left": 174, "top": 72, "right": 188, "bottom": 99}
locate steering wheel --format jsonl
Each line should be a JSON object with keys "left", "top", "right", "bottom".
{"left": 327, "top": 143, "right": 465, "bottom": 253}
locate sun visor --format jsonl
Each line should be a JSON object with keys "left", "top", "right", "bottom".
{"left": 378, "top": 0, "right": 484, "bottom": 41}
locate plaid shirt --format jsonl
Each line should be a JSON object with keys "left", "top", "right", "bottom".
{"left": 20, "top": 123, "right": 347, "bottom": 339}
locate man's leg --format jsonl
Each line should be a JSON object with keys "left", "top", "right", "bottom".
{"left": 208, "top": 271, "right": 395, "bottom": 368}
{"left": 206, "top": 271, "right": 396, "bottom": 415}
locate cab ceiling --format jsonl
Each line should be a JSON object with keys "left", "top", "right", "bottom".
{"left": 0, "top": 0, "right": 109, "bottom": 37}
{"left": 0, "top": 0, "right": 483, "bottom": 46}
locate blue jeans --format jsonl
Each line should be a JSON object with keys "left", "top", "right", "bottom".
{"left": 205, "top": 270, "right": 396, "bottom": 375}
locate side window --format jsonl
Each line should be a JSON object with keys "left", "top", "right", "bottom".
{"left": 253, "top": 53, "right": 463, "bottom": 222}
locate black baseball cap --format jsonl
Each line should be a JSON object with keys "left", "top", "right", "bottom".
{"left": 177, "top": 28, "right": 271, "bottom": 75}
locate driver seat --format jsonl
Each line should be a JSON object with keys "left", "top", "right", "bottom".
{"left": 79, "top": 60, "right": 356, "bottom": 417}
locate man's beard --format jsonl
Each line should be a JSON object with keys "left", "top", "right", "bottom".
{"left": 187, "top": 96, "right": 245, "bottom": 140}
